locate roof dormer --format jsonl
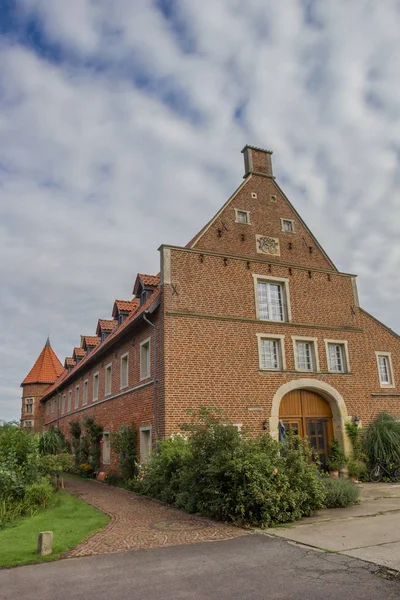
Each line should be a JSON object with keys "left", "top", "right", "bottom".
{"left": 112, "top": 299, "right": 139, "bottom": 325}
{"left": 96, "top": 319, "right": 118, "bottom": 342}
{"left": 73, "top": 347, "right": 85, "bottom": 363}
{"left": 132, "top": 274, "right": 160, "bottom": 307}
{"left": 64, "top": 357, "right": 76, "bottom": 372}
{"left": 81, "top": 336, "right": 100, "bottom": 354}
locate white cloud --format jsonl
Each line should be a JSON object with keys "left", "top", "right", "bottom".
{"left": 2, "top": 0, "right": 400, "bottom": 420}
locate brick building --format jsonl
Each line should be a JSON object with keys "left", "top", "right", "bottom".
{"left": 21, "top": 145, "right": 400, "bottom": 467}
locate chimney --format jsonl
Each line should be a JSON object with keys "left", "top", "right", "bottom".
{"left": 242, "top": 145, "right": 273, "bottom": 178}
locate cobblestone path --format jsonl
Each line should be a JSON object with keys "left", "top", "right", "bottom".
{"left": 65, "top": 477, "right": 247, "bottom": 557}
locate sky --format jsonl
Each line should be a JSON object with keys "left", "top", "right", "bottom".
{"left": 1, "top": 0, "right": 400, "bottom": 421}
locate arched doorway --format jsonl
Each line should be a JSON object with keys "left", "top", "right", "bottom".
{"left": 279, "top": 389, "right": 333, "bottom": 468}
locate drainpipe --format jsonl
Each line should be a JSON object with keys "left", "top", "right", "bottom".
{"left": 143, "top": 311, "right": 158, "bottom": 445}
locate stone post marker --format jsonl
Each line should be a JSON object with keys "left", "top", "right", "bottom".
{"left": 37, "top": 531, "right": 53, "bottom": 556}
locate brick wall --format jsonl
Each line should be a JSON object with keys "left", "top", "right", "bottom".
{"left": 21, "top": 383, "right": 50, "bottom": 432}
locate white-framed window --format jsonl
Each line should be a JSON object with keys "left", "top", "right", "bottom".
{"left": 140, "top": 426, "right": 152, "bottom": 463}
{"left": 375, "top": 352, "right": 395, "bottom": 388}
{"left": 325, "top": 340, "right": 350, "bottom": 373}
{"left": 293, "top": 337, "right": 319, "bottom": 372}
{"left": 24, "top": 397, "right": 34, "bottom": 414}
{"left": 257, "top": 334, "right": 286, "bottom": 371}
{"left": 140, "top": 338, "right": 151, "bottom": 381}
{"left": 120, "top": 352, "right": 129, "bottom": 389}
{"left": 102, "top": 432, "right": 111, "bottom": 465}
{"left": 93, "top": 372, "right": 99, "bottom": 401}
{"left": 24, "top": 420, "right": 33, "bottom": 429}
{"left": 253, "top": 274, "right": 291, "bottom": 322}
{"left": 58, "top": 393, "right": 61, "bottom": 413}
{"left": 75, "top": 385, "right": 79, "bottom": 409}
{"left": 61, "top": 393, "right": 66, "bottom": 415}
{"left": 67, "top": 390, "right": 72, "bottom": 412}
{"left": 281, "top": 218, "right": 294, "bottom": 233}
{"left": 83, "top": 379, "right": 88, "bottom": 405}
{"left": 45, "top": 402, "right": 49, "bottom": 416}
{"left": 235, "top": 209, "right": 251, "bottom": 224}
{"left": 105, "top": 363, "right": 112, "bottom": 396}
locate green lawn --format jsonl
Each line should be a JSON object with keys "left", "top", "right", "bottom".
{"left": 0, "top": 490, "right": 109, "bottom": 568}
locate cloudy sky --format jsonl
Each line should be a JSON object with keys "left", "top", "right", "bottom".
{"left": 1, "top": 0, "right": 400, "bottom": 421}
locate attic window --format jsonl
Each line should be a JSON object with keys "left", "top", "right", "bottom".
{"left": 140, "top": 289, "right": 152, "bottom": 306}
{"left": 251, "top": 192, "right": 257, "bottom": 199}
{"left": 281, "top": 219, "right": 294, "bottom": 233}
{"left": 235, "top": 209, "right": 250, "bottom": 224}
{"left": 101, "top": 331, "right": 110, "bottom": 342}
{"left": 270, "top": 194, "right": 277, "bottom": 202}
{"left": 118, "top": 313, "right": 127, "bottom": 325}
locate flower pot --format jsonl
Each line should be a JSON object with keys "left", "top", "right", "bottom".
{"left": 339, "top": 467, "right": 349, "bottom": 479}
{"left": 329, "top": 470, "right": 339, "bottom": 479}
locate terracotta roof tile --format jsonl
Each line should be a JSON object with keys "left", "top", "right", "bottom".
{"left": 132, "top": 273, "right": 160, "bottom": 295}
{"left": 82, "top": 336, "right": 100, "bottom": 349}
{"left": 41, "top": 289, "right": 160, "bottom": 401}
{"left": 98, "top": 319, "right": 118, "bottom": 332}
{"left": 64, "top": 357, "right": 76, "bottom": 368}
{"left": 73, "top": 347, "right": 85, "bottom": 359}
{"left": 112, "top": 298, "right": 140, "bottom": 319}
{"left": 22, "top": 340, "right": 63, "bottom": 385}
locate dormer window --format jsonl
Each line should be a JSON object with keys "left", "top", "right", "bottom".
{"left": 101, "top": 331, "right": 110, "bottom": 342}
{"left": 140, "top": 289, "right": 152, "bottom": 306}
{"left": 118, "top": 313, "right": 128, "bottom": 326}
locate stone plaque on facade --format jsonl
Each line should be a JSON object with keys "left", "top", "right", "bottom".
{"left": 256, "top": 234, "right": 280, "bottom": 256}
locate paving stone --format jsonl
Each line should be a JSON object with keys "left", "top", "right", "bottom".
{"left": 64, "top": 477, "right": 247, "bottom": 557}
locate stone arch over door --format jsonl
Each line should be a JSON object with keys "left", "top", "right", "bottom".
{"left": 269, "top": 379, "right": 351, "bottom": 454}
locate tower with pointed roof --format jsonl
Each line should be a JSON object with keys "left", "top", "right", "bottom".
{"left": 20, "top": 338, "right": 63, "bottom": 432}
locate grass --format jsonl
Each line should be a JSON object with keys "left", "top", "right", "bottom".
{"left": 0, "top": 490, "right": 109, "bottom": 568}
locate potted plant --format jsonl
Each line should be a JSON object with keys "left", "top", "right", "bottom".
{"left": 347, "top": 458, "right": 368, "bottom": 482}
{"left": 327, "top": 440, "right": 346, "bottom": 479}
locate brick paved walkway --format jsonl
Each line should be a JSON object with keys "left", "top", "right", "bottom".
{"left": 65, "top": 477, "right": 247, "bottom": 557}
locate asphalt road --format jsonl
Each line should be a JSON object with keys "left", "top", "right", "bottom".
{"left": 1, "top": 535, "right": 399, "bottom": 600}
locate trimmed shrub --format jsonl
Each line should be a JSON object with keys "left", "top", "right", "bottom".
{"left": 363, "top": 412, "right": 400, "bottom": 467}
{"left": 322, "top": 478, "right": 360, "bottom": 508}
{"left": 347, "top": 459, "right": 368, "bottom": 481}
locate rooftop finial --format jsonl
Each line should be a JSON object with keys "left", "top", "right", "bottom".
{"left": 45, "top": 336, "right": 51, "bottom": 348}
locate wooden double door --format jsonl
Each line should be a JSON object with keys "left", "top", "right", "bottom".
{"left": 279, "top": 390, "right": 334, "bottom": 468}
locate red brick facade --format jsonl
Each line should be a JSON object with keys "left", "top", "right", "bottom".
{"left": 22, "top": 145, "right": 400, "bottom": 461}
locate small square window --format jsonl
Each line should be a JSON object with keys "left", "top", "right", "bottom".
{"left": 105, "top": 364, "right": 112, "bottom": 396}
{"left": 281, "top": 219, "right": 294, "bottom": 233}
{"left": 140, "top": 339, "right": 151, "bottom": 381}
{"left": 258, "top": 336, "right": 285, "bottom": 371}
{"left": 270, "top": 194, "right": 277, "bottom": 202}
{"left": 235, "top": 209, "right": 250, "bottom": 224}
{"left": 251, "top": 192, "right": 257, "bottom": 199}
{"left": 294, "top": 340, "right": 317, "bottom": 372}
{"left": 326, "top": 342, "right": 349, "bottom": 373}
{"left": 93, "top": 373, "right": 99, "bottom": 401}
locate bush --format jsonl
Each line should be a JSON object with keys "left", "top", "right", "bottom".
{"left": 139, "top": 408, "right": 326, "bottom": 527}
{"left": 347, "top": 459, "right": 368, "bottom": 481}
{"left": 78, "top": 463, "right": 95, "bottom": 478}
{"left": 39, "top": 428, "right": 68, "bottom": 455}
{"left": 111, "top": 424, "right": 138, "bottom": 482}
{"left": 39, "top": 453, "right": 73, "bottom": 479}
{"left": 322, "top": 478, "right": 360, "bottom": 508}
{"left": 363, "top": 412, "right": 400, "bottom": 467}
{"left": 104, "top": 470, "right": 121, "bottom": 486}
{"left": 24, "top": 478, "right": 53, "bottom": 509}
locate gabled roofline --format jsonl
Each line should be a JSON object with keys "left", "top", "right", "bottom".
{"left": 186, "top": 176, "right": 252, "bottom": 248}
{"left": 40, "top": 293, "right": 160, "bottom": 402}
{"left": 360, "top": 307, "right": 400, "bottom": 340}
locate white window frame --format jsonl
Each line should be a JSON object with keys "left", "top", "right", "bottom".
{"left": 253, "top": 274, "right": 292, "bottom": 322}
{"left": 324, "top": 339, "right": 350, "bottom": 373}
{"left": 375, "top": 351, "right": 395, "bottom": 388}
{"left": 24, "top": 420, "right": 33, "bottom": 428}
{"left": 120, "top": 352, "right": 129, "bottom": 389}
{"left": 280, "top": 218, "right": 295, "bottom": 233}
{"left": 83, "top": 379, "right": 88, "bottom": 406}
{"left": 139, "top": 426, "right": 152, "bottom": 463}
{"left": 67, "top": 390, "right": 72, "bottom": 412}
{"left": 25, "top": 397, "right": 34, "bottom": 414}
{"left": 102, "top": 431, "right": 111, "bottom": 465}
{"left": 140, "top": 338, "right": 151, "bottom": 381}
{"left": 292, "top": 336, "right": 320, "bottom": 372}
{"left": 93, "top": 372, "right": 99, "bottom": 401}
{"left": 105, "top": 363, "right": 112, "bottom": 396}
{"left": 61, "top": 393, "right": 66, "bottom": 415}
{"left": 75, "top": 385, "right": 79, "bottom": 409}
{"left": 234, "top": 208, "right": 251, "bottom": 224}
{"left": 257, "top": 333, "right": 286, "bottom": 371}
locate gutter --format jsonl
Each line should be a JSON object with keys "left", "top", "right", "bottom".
{"left": 143, "top": 307, "right": 158, "bottom": 446}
